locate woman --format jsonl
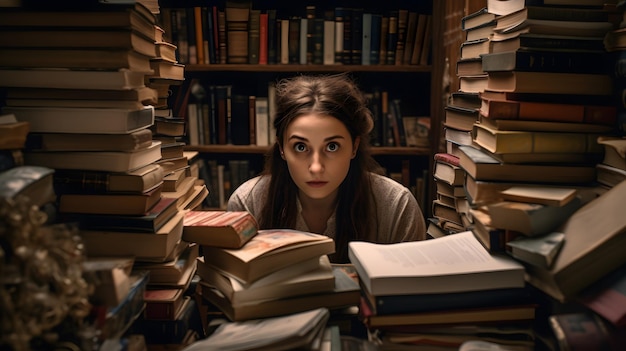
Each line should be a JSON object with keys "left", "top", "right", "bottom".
{"left": 228, "top": 74, "right": 426, "bottom": 262}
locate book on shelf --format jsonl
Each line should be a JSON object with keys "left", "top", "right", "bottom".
{"left": 52, "top": 163, "right": 164, "bottom": 195}
{"left": 134, "top": 242, "right": 198, "bottom": 286}
{"left": 200, "top": 229, "right": 335, "bottom": 284}
{"left": 199, "top": 266, "right": 360, "bottom": 321}
{"left": 0, "top": 165, "right": 55, "bottom": 207}
{"left": 499, "top": 186, "right": 578, "bottom": 207}
{"left": 80, "top": 212, "right": 184, "bottom": 262}
{"left": 486, "top": 71, "right": 613, "bottom": 96}
{"left": 182, "top": 210, "right": 259, "bottom": 249}
{"left": 82, "top": 256, "right": 134, "bottom": 308}
{"left": 471, "top": 123, "right": 604, "bottom": 155}
{"left": 0, "top": 47, "right": 153, "bottom": 72}
{"left": 24, "top": 141, "right": 162, "bottom": 173}
{"left": 25, "top": 128, "right": 153, "bottom": 152}
{"left": 524, "top": 180, "right": 626, "bottom": 302}
{"left": 182, "top": 308, "right": 330, "bottom": 351}
{"left": 58, "top": 182, "right": 162, "bottom": 215}
{"left": 457, "top": 145, "right": 597, "bottom": 184}
{"left": 0, "top": 68, "right": 149, "bottom": 90}
{"left": 224, "top": 0, "right": 250, "bottom": 64}
{"left": 360, "top": 298, "right": 536, "bottom": 329}
{"left": 5, "top": 105, "right": 155, "bottom": 134}
{"left": 478, "top": 93, "right": 617, "bottom": 125}
{"left": 481, "top": 49, "right": 610, "bottom": 74}
{"left": 196, "top": 255, "right": 335, "bottom": 307}
{"left": 506, "top": 231, "right": 565, "bottom": 269}
{"left": 348, "top": 230, "right": 525, "bottom": 296}
{"left": 577, "top": 263, "right": 626, "bottom": 328}
{"left": 143, "top": 288, "right": 185, "bottom": 320}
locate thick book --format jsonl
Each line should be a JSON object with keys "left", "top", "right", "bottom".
{"left": 6, "top": 106, "right": 155, "bottom": 134}
{"left": 0, "top": 165, "right": 55, "bottom": 207}
{"left": 461, "top": 7, "right": 496, "bottom": 31}
{"left": 457, "top": 145, "right": 597, "bottom": 184}
{"left": 525, "top": 180, "right": 626, "bottom": 302}
{"left": 25, "top": 128, "right": 153, "bottom": 152}
{"left": 200, "top": 229, "right": 335, "bottom": 284}
{"left": 499, "top": 186, "right": 578, "bottom": 207}
{"left": 348, "top": 231, "right": 525, "bottom": 296}
{"left": 0, "top": 69, "right": 149, "bottom": 90}
{"left": 597, "top": 136, "right": 626, "bottom": 171}
{"left": 486, "top": 71, "right": 613, "bottom": 96}
{"left": 58, "top": 183, "right": 162, "bottom": 215}
{"left": 199, "top": 266, "right": 360, "bottom": 321}
{"left": 506, "top": 232, "right": 565, "bottom": 269}
{"left": 472, "top": 123, "right": 604, "bottom": 155}
{"left": 143, "top": 288, "right": 185, "bottom": 320}
{"left": 82, "top": 256, "right": 134, "bottom": 308}
{"left": 52, "top": 163, "right": 164, "bottom": 194}
{"left": 182, "top": 210, "right": 258, "bottom": 249}
{"left": 491, "top": 33, "right": 606, "bottom": 54}
{"left": 481, "top": 49, "right": 610, "bottom": 74}
{"left": 196, "top": 255, "right": 335, "bottom": 306}
{"left": 24, "top": 140, "right": 162, "bottom": 173}
{"left": 79, "top": 212, "right": 184, "bottom": 262}
{"left": 479, "top": 93, "right": 617, "bottom": 125}
{"left": 433, "top": 153, "right": 463, "bottom": 186}
{"left": 134, "top": 243, "right": 199, "bottom": 285}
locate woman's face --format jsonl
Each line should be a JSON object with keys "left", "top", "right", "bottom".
{"left": 281, "top": 113, "right": 359, "bottom": 202}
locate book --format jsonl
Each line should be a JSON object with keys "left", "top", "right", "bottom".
{"left": 182, "top": 308, "right": 330, "bottom": 351}
{"left": 524, "top": 180, "right": 626, "bottom": 302}
{"left": 182, "top": 210, "right": 258, "bottom": 249}
{"left": 596, "top": 163, "right": 626, "bottom": 188}
{"left": 360, "top": 299, "right": 536, "bottom": 328}
{"left": 143, "top": 288, "right": 185, "bottom": 320}
{"left": 196, "top": 255, "right": 335, "bottom": 306}
{"left": 499, "top": 186, "right": 578, "bottom": 207}
{"left": 348, "top": 231, "right": 525, "bottom": 296}
{"left": 597, "top": 136, "right": 626, "bottom": 171}
{"left": 52, "top": 163, "right": 164, "bottom": 194}
{"left": 58, "top": 183, "right": 162, "bottom": 215}
{"left": 82, "top": 256, "right": 134, "bottom": 308}
{"left": 472, "top": 123, "right": 604, "bottom": 155}
{"left": 199, "top": 266, "right": 360, "bottom": 321}
{"left": 457, "top": 145, "right": 597, "bottom": 184}
{"left": 134, "top": 243, "right": 199, "bottom": 286}
{"left": 80, "top": 212, "right": 184, "bottom": 262}
{"left": 486, "top": 71, "right": 613, "bottom": 96}
{"left": 470, "top": 206, "right": 520, "bottom": 252}
{"left": 491, "top": 32, "right": 606, "bottom": 54}
{"left": 200, "top": 229, "right": 335, "bottom": 284}
{"left": 0, "top": 47, "right": 152, "bottom": 72}
{"left": 433, "top": 153, "right": 465, "bottom": 187}
{"left": 5, "top": 106, "right": 155, "bottom": 134}
{"left": 481, "top": 49, "right": 610, "bottom": 74}
{"left": 549, "top": 312, "right": 626, "bottom": 351}
{"left": 506, "top": 231, "right": 565, "bottom": 269}
{"left": 479, "top": 94, "right": 617, "bottom": 125}
{"left": 444, "top": 105, "right": 480, "bottom": 131}
{"left": 132, "top": 297, "right": 205, "bottom": 344}
{"left": 461, "top": 7, "right": 496, "bottom": 31}
{"left": 24, "top": 140, "right": 162, "bottom": 173}
{"left": 0, "top": 68, "right": 149, "bottom": 90}
{"left": 577, "top": 263, "right": 626, "bottom": 327}
{"left": 224, "top": 0, "right": 250, "bottom": 64}
{"left": 0, "top": 120, "right": 29, "bottom": 151}
{"left": 61, "top": 196, "right": 177, "bottom": 233}
{"left": 148, "top": 59, "right": 185, "bottom": 81}
{"left": 25, "top": 128, "right": 153, "bottom": 152}
{"left": 5, "top": 86, "right": 158, "bottom": 106}
{"left": 0, "top": 165, "right": 55, "bottom": 207}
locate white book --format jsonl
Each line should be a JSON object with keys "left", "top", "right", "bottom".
{"left": 6, "top": 105, "right": 155, "bottom": 134}
{"left": 334, "top": 17, "right": 344, "bottom": 63}
{"left": 254, "top": 97, "right": 269, "bottom": 146}
{"left": 348, "top": 231, "right": 525, "bottom": 296}
{"left": 0, "top": 68, "right": 147, "bottom": 90}
{"left": 186, "top": 103, "right": 200, "bottom": 146}
{"left": 323, "top": 19, "right": 335, "bottom": 65}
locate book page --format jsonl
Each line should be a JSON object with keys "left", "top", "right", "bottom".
{"left": 225, "top": 229, "right": 330, "bottom": 261}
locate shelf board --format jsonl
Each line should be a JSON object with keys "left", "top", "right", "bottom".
{"left": 184, "top": 64, "right": 432, "bottom": 73}
{"left": 184, "top": 144, "right": 430, "bottom": 156}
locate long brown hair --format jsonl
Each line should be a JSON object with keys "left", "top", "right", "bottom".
{"left": 258, "top": 73, "right": 382, "bottom": 262}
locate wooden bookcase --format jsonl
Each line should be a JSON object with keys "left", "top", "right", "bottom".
{"left": 160, "top": 0, "right": 446, "bottom": 214}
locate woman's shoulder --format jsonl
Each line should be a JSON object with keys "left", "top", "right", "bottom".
{"left": 233, "top": 174, "right": 269, "bottom": 194}
{"left": 368, "top": 172, "right": 414, "bottom": 200}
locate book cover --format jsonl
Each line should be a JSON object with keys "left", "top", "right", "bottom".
{"left": 506, "top": 232, "right": 565, "bottom": 269}
{"left": 481, "top": 49, "right": 610, "bottom": 74}
{"left": 348, "top": 231, "right": 525, "bottom": 296}
{"left": 486, "top": 71, "right": 613, "bottom": 96}
{"left": 52, "top": 163, "right": 164, "bottom": 195}
{"left": 25, "top": 128, "right": 153, "bottom": 152}
{"left": 58, "top": 182, "right": 162, "bottom": 215}
{"left": 182, "top": 210, "right": 258, "bottom": 249}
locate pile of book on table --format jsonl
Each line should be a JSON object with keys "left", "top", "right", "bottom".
{"left": 181, "top": 210, "right": 362, "bottom": 324}
{"left": 349, "top": 230, "right": 537, "bottom": 350}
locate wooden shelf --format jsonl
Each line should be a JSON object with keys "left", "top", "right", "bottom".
{"left": 185, "top": 64, "right": 432, "bottom": 73}
{"left": 184, "top": 144, "right": 431, "bottom": 156}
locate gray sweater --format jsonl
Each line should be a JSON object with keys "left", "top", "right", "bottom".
{"left": 227, "top": 172, "right": 427, "bottom": 243}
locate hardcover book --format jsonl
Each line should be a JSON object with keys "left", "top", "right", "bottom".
{"left": 25, "top": 128, "right": 154, "bottom": 152}
{"left": 348, "top": 230, "right": 525, "bottom": 296}
{"left": 58, "top": 182, "right": 163, "bottom": 215}
{"left": 200, "top": 229, "right": 335, "bottom": 284}
{"left": 52, "top": 163, "right": 164, "bottom": 194}
{"left": 0, "top": 69, "right": 149, "bottom": 90}
{"left": 182, "top": 210, "right": 259, "bottom": 249}
{"left": 506, "top": 232, "right": 565, "bottom": 269}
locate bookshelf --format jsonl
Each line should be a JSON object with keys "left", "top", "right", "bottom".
{"left": 159, "top": 0, "right": 446, "bottom": 213}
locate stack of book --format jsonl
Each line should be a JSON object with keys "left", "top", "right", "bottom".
{"left": 181, "top": 210, "right": 361, "bottom": 322}
{"left": 349, "top": 231, "right": 538, "bottom": 350}
{"left": 429, "top": 152, "right": 470, "bottom": 237}
{"left": 595, "top": 136, "right": 626, "bottom": 189}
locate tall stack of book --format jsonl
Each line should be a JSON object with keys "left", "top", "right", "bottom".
{"left": 349, "top": 231, "right": 538, "bottom": 350}
{"left": 180, "top": 210, "right": 361, "bottom": 323}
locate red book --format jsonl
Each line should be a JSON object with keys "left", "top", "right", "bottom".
{"left": 578, "top": 264, "right": 626, "bottom": 327}
{"left": 434, "top": 152, "right": 460, "bottom": 167}
{"left": 259, "top": 12, "right": 268, "bottom": 64}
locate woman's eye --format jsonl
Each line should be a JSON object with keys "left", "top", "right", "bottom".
{"left": 326, "top": 142, "right": 339, "bottom": 152}
{"left": 294, "top": 143, "right": 307, "bottom": 152}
